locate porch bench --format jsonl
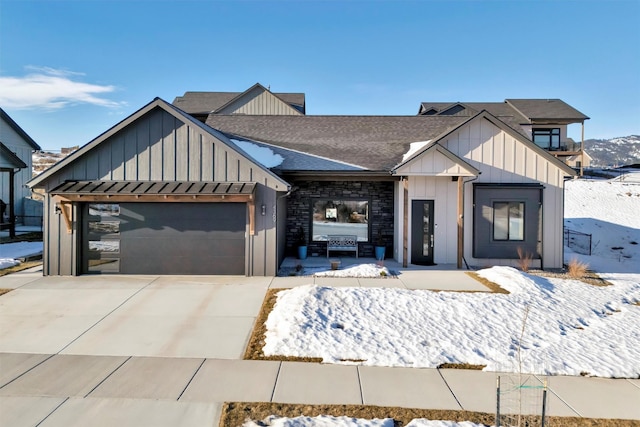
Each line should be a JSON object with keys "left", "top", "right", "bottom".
{"left": 326, "top": 235, "right": 358, "bottom": 258}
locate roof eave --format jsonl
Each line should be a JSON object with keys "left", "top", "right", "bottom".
{"left": 0, "top": 108, "right": 41, "bottom": 151}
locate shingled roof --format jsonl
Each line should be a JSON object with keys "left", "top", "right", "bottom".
{"left": 173, "top": 91, "right": 306, "bottom": 115}
{"left": 206, "top": 115, "right": 467, "bottom": 171}
{"left": 418, "top": 99, "right": 588, "bottom": 131}
{"left": 505, "top": 99, "right": 590, "bottom": 123}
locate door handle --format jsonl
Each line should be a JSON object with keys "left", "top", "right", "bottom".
{"left": 430, "top": 235, "right": 434, "bottom": 248}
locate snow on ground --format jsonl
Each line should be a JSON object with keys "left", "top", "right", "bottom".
{"left": 312, "top": 264, "right": 392, "bottom": 278}
{"left": 243, "top": 416, "right": 483, "bottom": 427}
{"left": 564, "top": 176, "right": 640, "bottom": 274}
{"left": 264, "top": 268, "right": 640, "bottom": 377}
{"left": 264, "top": 178, "right": 640, "bottom": 378}
{"left": 0, "top": 242, "right": 43, "bottom": 270}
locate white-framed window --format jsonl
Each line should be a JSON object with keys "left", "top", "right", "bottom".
{"left": 493, "top": 202, "right": 524, "bottom": 241}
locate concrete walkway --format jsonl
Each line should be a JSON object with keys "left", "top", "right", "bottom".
{"left": 1, "top": 265, "right": 639, "bottom": 426}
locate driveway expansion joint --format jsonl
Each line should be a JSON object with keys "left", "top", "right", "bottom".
{"left": 436, "top": 367, "right": 463, "bottom": 410}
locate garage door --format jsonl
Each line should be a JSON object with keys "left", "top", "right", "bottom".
{"left": 83, "top": 202, "right": 246, "bottom": 275}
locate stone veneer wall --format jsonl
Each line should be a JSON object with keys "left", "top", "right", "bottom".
{"left": 285, "top": 180, "right": 395, "bottom": 258}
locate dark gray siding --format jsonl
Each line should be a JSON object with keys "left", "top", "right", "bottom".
{"left": 41, "top": 108, "right": 285, "bottom": 192}
{"left": 40, "top": 106, "right": 286, "bottom": 276}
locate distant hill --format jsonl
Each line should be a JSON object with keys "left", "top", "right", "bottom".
{"left": 32, "top": 147, "right": 77, "bottom": 176}
{"left": 584, "top": 135, "right": 640, "bottom": 167}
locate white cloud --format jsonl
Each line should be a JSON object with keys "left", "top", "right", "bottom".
{"left": 0, "top": 66, "right": 125, "bottom": 110}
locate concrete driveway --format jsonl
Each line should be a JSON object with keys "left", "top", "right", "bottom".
{"left": 2, "top": 266, "right": 639, "bottom": 426}
{"left": 1, "top": 270, "right": 272, "bottom": 358}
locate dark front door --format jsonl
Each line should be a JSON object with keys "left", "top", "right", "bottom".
{"left": 411, "top": 200, "right": 435, "bottom": 265}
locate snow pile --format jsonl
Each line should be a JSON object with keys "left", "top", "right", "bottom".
{"left": 244, "top": 415, "right": 393, "bottom": 427}
{"left": 231, "top": 139, "right": 284, "bottom": 168}
{"left": 313, "top": 263, "right": 391, "bottom": 278}
{"left": 0, "top": 242, "right": 43, "bottom": 270}
{"left": 263, "top": 266, "right": 640, "bottom": 377}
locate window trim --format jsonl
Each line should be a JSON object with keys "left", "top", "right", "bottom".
{"left": 472, "top": 184, "right": 543, "bottom": 260}
{"left": 492, "top": 201, "right": 525, "bottom": 241}
{"left": 532, "top": 128, "right": 561, "bottom": 150}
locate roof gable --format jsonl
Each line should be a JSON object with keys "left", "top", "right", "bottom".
{"left": 393, "top": 142, "right": 480, "bottom": 176}
{"left": 440, "top": 111, "right": 577, "bottom": 176}
{"left": 213, "top": 83, "right": 302, "bottom": 115}
{"left": 172, "top": 86, "right": 305, "bottom": 115}
{"left": 28, "top": 98, "right": 289, "bottom": 191}
{"left": 0, "top": 108, "right": 41, "bottom": 150}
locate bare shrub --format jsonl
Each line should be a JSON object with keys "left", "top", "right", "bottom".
{"left": 516, "top": 247, "right": 533, "bottom": 272}
{"left": 567, "top": 258, "right": 589, "bottom": 278}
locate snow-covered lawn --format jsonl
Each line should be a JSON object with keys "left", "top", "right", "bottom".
{"left": 263, "top": 177, "right": 640, "bottom": 378}
{"left": 264, "top": 267, "right": 640, "bottom": 377}
{"left": 244, "top": 416, "right": 483, "bottom": 427}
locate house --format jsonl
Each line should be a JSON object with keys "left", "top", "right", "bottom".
{"left": 566, "top": 150, "right": 592, "bottom": 170}
{"left": 1, "top": 108, "right": 42, "bottom": 237}
{"left": 27, "top": 84, "right": 583, "bottom": 275}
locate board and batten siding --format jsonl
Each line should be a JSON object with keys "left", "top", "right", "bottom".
{"left": 40, "top": 106, "right": 285, "bottom": 276}
{"left": 0, "top": 120, "right": 35, "bottom": 217}
{"left": 216, "top": 87, "right": 301, "bottom": 116}
{"left": 42, "top": 108, "right": 284, "bottom": 191}
{"left": 407, "top": 176, "right": 459, "bottom": 264}
{"left": 439, "top": 117, "right": 569, "bottom": 269}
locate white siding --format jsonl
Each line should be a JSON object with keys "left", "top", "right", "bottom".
{"left": 440, "top": 117, "right": 569, "bottom": 269}
{"left": 406, "top": 176, "right": 458, "bottom": 264}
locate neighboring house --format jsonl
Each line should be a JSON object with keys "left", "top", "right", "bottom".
{"left": 1, "top": 108, "right": 42, "bottom": 234}
{"left": 566, "top": 150, "right": 592, "bottom": 169}
{"left": 28, "top": 84, "right": 582, "bottom": 276}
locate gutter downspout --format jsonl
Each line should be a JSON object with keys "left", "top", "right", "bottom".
{"left": 459, "top": 174, "right": 480, "bottom": 269}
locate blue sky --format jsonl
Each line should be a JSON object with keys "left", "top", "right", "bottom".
{"left": 1, "top": 0, "right": 638, "bottom": 151}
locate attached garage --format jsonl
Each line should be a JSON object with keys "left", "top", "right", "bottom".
{"left": 82, "top": 202, "right": 246, "bottom": 275}
{"left": 27, "top": 99, "right": 290, "bottom": 276}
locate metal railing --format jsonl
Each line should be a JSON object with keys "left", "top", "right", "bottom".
{"left": 564, "top": 228, "right": 592, "bottom": 256}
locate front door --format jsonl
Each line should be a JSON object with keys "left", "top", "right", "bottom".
{"left": 411, "top": 200, "right": 435, "bottom": 265}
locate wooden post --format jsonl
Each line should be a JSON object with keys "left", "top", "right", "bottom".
{"left": 59, "top": 202, "right": 73, "bottom": 234}
{"left": 457, "top": 176, "right": 463, "bottom": 269}
{"left": 248, "top": 199, "right": 255, "bottom": 236}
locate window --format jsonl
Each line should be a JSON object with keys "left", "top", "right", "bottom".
{"left": 312, "top": 199, "right": 369, "bottom": 242}
{"left": 532, "top": 128, "right": 561, "bottom": 150}
{"left": 493, "top": 202, "right": 524, "bottom": 241}
{"left": 473, "top": 185, "right": 541, "bottom": 259}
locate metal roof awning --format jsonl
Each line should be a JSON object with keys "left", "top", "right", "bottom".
{"left": 50, "top": 181, "right": 256, "bottom": 202}
{"left": 50, "top": 181, "right": 259, "bottom": 235}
